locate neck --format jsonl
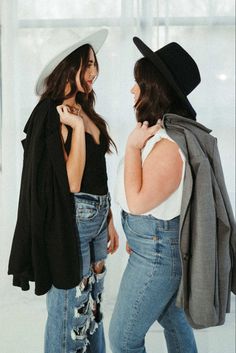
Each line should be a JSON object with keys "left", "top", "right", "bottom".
{"left": 62, "top": 97, "right": 83, "bottom": 117}
{"left": 63, "top": 96, "right": 76, "bottom": 107}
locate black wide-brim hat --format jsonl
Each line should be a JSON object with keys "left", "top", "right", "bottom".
{"left": 133, "top": 37, "right": 201, "bottom": 119}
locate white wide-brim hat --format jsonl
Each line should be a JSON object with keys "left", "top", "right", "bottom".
{"left": 35, "top": 28, "right": 108, "bottom": 95}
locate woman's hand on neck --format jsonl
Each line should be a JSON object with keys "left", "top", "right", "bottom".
{"left": 63, "top": 95, "right": 77, "bottom": 108}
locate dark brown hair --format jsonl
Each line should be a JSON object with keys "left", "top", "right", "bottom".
{"left": 134, "top": 57, "right": 192, "bottom": 125}
{"left": 40, "top": 44, "right": 116, "bottom": 153}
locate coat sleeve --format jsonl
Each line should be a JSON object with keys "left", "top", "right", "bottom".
{"left": 8, "top": 99, "right": 50, "bottom": 291}
{"left": 212, "top": 138, "right": 236, "bottom": 294}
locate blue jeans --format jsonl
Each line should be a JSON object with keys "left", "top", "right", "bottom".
{"left": 109, "top": 211, "right": 197, "bottom": 353}
{"left": 44, "top": 192, "right": 110, "bottom": 353}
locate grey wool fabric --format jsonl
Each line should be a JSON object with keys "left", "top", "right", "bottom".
{"left": 163, "top": 114, "right": 236, "bottom": 329}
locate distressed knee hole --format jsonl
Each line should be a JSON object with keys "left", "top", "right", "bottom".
{"left": 89, "top": 318, "right": 99, "bottom": 335}
{"left": 71, "top": 323, "right": 88, "bottom": 339}
{"left": 82, "top": 277, "right": 89, "bottom": 288}
{"left": 92, "top": 300, "right": 103, "bottom": 323}
{"left": 92, "top": 260, "right": 105, "bottom": 274}
{"left": 74, "top": 300, "right": 90, "bottom": 318}
{"left": 76, "top": 349, "right": 85, "bottom": 353}
{"left": 71, "top": 334, "right": 89, "bottom": 353}
{"left": 71, "top": 315, "right": 91, "bottom": 340}
{"left": 76, "top": 275, "right": 94, "bottom": 298}
{"left": 76, "top": 347, "right": 89, "bottom": 353}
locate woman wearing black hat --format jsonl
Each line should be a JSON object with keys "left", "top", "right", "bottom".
{"left": 8, "top": 29, "right": 119, "bottom": 353}
{"left": 109, "top": 38, "right": 199, "bottom": 352}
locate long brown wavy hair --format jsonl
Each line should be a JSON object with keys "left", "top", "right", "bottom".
{"left": 133, "top": 57, "right": 192, "bottom": 126}
{"left": 40, "top": 44, "right": 116, "bottom": 153}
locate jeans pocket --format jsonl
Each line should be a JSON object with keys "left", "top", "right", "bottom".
{"left": 76, "top": 203, "right": 98, "bottom": 221}
{"left": 123, "top": 213, "right": 154, "bottom": 240}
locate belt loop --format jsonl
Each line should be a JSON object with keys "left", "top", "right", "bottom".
{"left": 164, "top": 220, "right": 168, "bottom": 231}
{"left": 106, "top": 192, "right": 111, "bottom": 207}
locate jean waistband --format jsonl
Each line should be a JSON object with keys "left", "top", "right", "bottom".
{"left": 122, "top": 210, "right": 180, "bottom": 231}
{"left": 73, "top": 192, "right": 111, "bottom": 207}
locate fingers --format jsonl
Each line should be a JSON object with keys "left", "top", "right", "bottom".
{"left": 56, "top": 105, "right": 63, "bottom": 115}
{"left": 107, "top": 238, "right": 114, "bottom": 254}
{"left": 140, "top": 121, "right": 149, "bottom": 129}
{"left": 150, "top": 123, "right": 161, "bottom": 134}
{"left": 107, "top": 238, "right": 118, "bottom": 254}
{"left": 107, "top": 232, "right": 119, "bottom": 255}
{"left": 126, "top": 241, "right": 132, "bottom": 255}
{"left": 56, "top": 104, "right": 69, "bottom": 115}
{"left": 138, "top": 120, "right": 161, "bottom": 135}
{"left": 142, "top": 121, "right": 149, "bottom": 127}
{"left": 138, "top": 119, "right": 162, "bottom": 127}
{"left": 139, "top": 120, "right": 162, "bottom": 131}
{"left": 113, "top": 234, "right": 119, "bottom": 254}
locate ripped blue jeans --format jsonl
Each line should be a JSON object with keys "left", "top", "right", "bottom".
{"left": 44, "top": 192, "right": 110, "bottom": 353}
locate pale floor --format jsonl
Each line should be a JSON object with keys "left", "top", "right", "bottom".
{"left": 0, "top": 279, "right": 235, "bottom": 353}
{"left": 1, "top": 195, "right": 235, "bottom": 353}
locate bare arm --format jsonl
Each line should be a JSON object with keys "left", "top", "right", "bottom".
{"left": 107, "top": 209, "right": 119, "bottom": 254}
{"left": 57, "top": 105, "right": 86, "bottom": 193}
{"left": 124, "top": 122, "right": 183, "bottom": 214}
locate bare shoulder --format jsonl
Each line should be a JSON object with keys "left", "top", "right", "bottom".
{"left": 142, "top": 136, "right": 183, "bottom": 196}
{"left": 144, "top": 137, "right": 181, "bottom": 164}
{"left": 153, "top": 137, "right": 179, "bottom": 150}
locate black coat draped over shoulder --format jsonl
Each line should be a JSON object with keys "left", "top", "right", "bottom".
{"left": 8, "top": 98, "right": 82, "bottom": 295}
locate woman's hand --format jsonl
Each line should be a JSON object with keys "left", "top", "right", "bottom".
{"left": 126, "top": 242, "right": 132, "bottom": 255}
{"left": 56, "top": 105, "right": 84, "bottom": 129}
{"left": 127, "top": 121, "right": 161, "bottom": 150}
{"left": 107, "top": 212, "right": 119, "bottom": 255}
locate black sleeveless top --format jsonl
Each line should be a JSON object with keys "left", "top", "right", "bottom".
{"left": 64, "top": 126, "right": 108, "bottom": 195}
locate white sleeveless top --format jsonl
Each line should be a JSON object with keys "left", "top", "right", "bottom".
{"left": 114, "top": 128, "right": 186, "bottom": 220}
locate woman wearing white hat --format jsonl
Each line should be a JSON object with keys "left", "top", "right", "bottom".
{"left": 8, "top": 29, "right": 119, "bottom": 353}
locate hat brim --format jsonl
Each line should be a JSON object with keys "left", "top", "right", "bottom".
{"left": 133, "top": 37, "right": 196, "bottom": 119}
{"left": 36, "top": 29, "right": 108, "bottom": 95}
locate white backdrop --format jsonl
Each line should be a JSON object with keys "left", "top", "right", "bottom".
{"left": 0, "top": 1, "right": 235, "bottom": 352}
